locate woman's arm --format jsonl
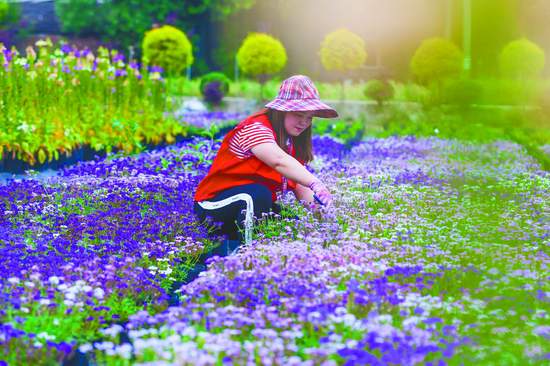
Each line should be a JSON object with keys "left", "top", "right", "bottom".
{"left": 250, "top": 142, "right": 317, "bottom": 187}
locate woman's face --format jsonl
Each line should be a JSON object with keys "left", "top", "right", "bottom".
{"left": 284, "top": 111, "right": 315, "bottom": 136}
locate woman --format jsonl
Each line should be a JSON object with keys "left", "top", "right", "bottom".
{"left": 194, "top": 75, "right": 337, "bottom": 250}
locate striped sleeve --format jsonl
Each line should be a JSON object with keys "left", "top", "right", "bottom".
{"left": 229, "top": 122, "right": 276, "bottom": 159}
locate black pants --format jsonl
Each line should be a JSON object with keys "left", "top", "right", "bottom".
{"left": 194, "top": 183, "right": 281, "bottom": 243}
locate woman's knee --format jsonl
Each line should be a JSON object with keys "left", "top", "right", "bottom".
{"left": 248, "top": 184, "right": 273, "bottom": 214}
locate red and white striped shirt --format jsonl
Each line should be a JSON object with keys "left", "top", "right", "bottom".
{"left": 228, "top": 122, "right": 276, "bottom": 159}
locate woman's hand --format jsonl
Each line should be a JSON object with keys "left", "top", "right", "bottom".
{"left": 309, "top": 180, "right": 333, "bottom": 207}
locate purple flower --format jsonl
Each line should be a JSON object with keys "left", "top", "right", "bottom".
{"left": 114, "top": 68, "right": 127, "bottom": 77}
{"left": 60, "top": 44, "right": 73, "bottom": 54}
{"left": 112, "top": 54, "right": 125, "bottom": 63}
{"left": 149, "top": 65, "right": 163, "bottom": 73}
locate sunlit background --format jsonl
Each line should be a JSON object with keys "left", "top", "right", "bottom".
{"left": 2, "top": 0, "right": 549, "bottom": 79}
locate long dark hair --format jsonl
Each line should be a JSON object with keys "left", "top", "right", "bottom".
{"left": 250, "top": 108, "right": 314, "bottom": 163}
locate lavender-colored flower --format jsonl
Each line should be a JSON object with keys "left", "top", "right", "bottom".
{"left": 149, "top": 65, "right": 164, "bottom": 74}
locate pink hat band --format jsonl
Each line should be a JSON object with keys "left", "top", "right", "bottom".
{"left": 265, "top": 75, "right": 338, "bottom": 118}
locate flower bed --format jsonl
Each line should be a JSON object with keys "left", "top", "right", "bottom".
{"left": 1, "top": 134, "right": 548, "bottom": 365}
{"left": 0, "top": 40, "right": 186, "bottom": 166}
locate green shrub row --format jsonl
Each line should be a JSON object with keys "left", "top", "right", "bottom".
{"left": 167, "top": 77, "right": 550, "bottom": 107}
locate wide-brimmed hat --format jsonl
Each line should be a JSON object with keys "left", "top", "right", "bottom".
{"left": 265, "top": 75, "right": 338, "bottom": 118}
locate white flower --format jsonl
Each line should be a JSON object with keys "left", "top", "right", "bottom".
{"left": 116, "top": 344, "right": 132, "bottom": 359}
{"left": 93, "top": 287, "right": 105, "bottom": 300}
{"left": 79, "top": 344, "right": 93, "bottom": 353}
{"left": 64, "top": 299, "right": 74, "bottom": 307}
{"left": 101, "top": 324, "right": 123, "bottom": 338}
{"left": 39, "top": 299, "right": 51, "bottom": 306}
{"left": 48, "top": 276, "right": 60, "bottom": 285}
{"left": 37, "top": 332, "right": 55, "bottom": 341}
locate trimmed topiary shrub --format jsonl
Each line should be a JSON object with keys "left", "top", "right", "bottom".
{"left": 499, "top": 38, "right": 546, "bottom": 79}
{"left": 319, "top": 28, "right": 367, "bottom": 73}
{"left": 236, "top": 32, "right": 287, "bottom": 99}
{"left": 236, "top": 32, "right": 287, "bottom": 83}
{"left": 410, "top": 37, "right": 463, "bottom": 84}
{"left": 202, "top": 82, "right": 224, "bottom": 105}
{"left": 364, "top": 79, "right": 394, "bottom": 107}
{"left": 142, "top": 25, "right": 193, "bottom": 76}
{"left": 200, "top": 72, "right": 231, "bottom": 105}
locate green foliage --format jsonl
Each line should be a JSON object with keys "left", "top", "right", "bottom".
{"left": 475, "top": 78, "right": 547, "bottom": 106}
{"left": 54, "top": 0, "right": 103, "bottom": 36}
{"left": 189, "top": 0, "right": 256, "bottom": 20}
{"left": 364, "top": 79, "right": 394, "bottom": 106}
{"left": 199, "top": 72, "right": 230, "bottom": 96}
{"left": 0, "top": 0, "right": 20, "bottom": 28}
{"left": 313, "top": 118, "right": 364, "bottom": 145}
{"left": 441, "top": 78, "right": 483, "bottom": 108}
{"left": 55, "top": 0, "right": 255, "bottom": 52}
{"left": 236, "top": 33, "right": 287, "bottom": 81}
{"left": 498, "top": 38, "right": 546, "bottom": 79}
{"left": 410, "top": 37, "right": 463, "bottom": 84}
{"left": 319, "top": 28, "right": 367, "bottom": 73}
{"left": 0, "top": 1, "right": 8, "bottom": 24}
{"left": 142, "top": 25, "right": 193, "bottom": 76}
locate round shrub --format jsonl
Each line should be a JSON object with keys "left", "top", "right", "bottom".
{"left": 200, "top": 72, "right": 230, "bottom": 96}
{"left": 142, "top": 25, "right": 193, "bottom": 76}
{"left": 202, "top": 82, "right": 225, "bottom": 105}
{"left": 320, "top": 28, "right": 367, "bottom": 73}
{"left": 410, "top": 37, "right": 463, "bottom": 84}
{"left": 364, "top": 79, "right": 394, "bottom": 106}
{"left": 499, "top": 38, "right": 546, "bottom": 79}
{"left": 442, "top": 79, "right": 483, "bottom": 107}
{"left": 236, "top": 33, "right": 287, "bottom": 80}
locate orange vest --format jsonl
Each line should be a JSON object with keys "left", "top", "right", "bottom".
{"left": 194, "top": 112, "right": 301, "bottom": 202}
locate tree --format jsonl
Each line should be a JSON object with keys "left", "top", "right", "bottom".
{"left": 236, "top": 32, "right": 287, "bottom": 99}
{"left": 142, "top": 25, "right": 193, "bottom": 76}
{"left": 320, "top": 28, "right": 367, "bottom": 100}
{"left": 499, "top": 38, "right": 545, "bottom": 79}
{"left": 0, "top": 1, "right": 9, "bottom": 24}
{"left": 320, "top": 28, "right": 367, "bottom": 73}
{"left": 55, "top": 0, "right": 256, "bottom": 54}
{"left": 410, "top": 37, "right": 463, "bottom": 84}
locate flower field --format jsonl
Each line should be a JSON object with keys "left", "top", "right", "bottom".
{"left": 1, "top": 129, "right": 548, "bottom": 365}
